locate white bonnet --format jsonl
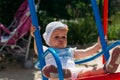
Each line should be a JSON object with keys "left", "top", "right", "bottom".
{"left": 43, "top": 21, "right": 68, "bottom": 46}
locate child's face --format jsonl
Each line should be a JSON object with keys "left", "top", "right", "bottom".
{"left": 49, "top": 28, "right": 68, "bottom": 48}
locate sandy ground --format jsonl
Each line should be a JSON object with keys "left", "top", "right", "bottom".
{"left": 0, "top": 49, "right": 120, "bottom": 80}
{"left": 0, "top": 61, "right": 38, "bottom": 80}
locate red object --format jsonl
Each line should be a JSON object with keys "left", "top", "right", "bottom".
{"left": 102, "top": 0, "right": 108, "bottom": 64}
{"left": 103, "top": 0, "right": 108, "bottom": 36}
{"left": 76, "top": 72, "right": 120, "bottom": 80}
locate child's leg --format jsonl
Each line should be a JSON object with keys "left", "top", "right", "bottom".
{"left": 105, "top": 47, "right": 120, "bottom": 73}
{"left": 50, "top": 78, "right": 70, "bottom": 80}
{"left": 42, "top": 65, "right": 71, "bottom": 79}
{"left": 77, "top": 66, "right": 105, "bottom": 78}
{"left": 77, "top": 47, "right": 120, "bottom": 78}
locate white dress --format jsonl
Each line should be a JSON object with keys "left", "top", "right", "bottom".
{"left": 45, "top": 47, "right": 82, "bottom": 79}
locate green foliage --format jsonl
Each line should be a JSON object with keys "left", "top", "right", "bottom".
{"left": 66, "top": 16, "right": 98, "bottom": 45}
{"left": 0, "top": 0, "right": 120, "bottom": 45}
{"left": 108, "top": 26, "right": 120, "bottom": 40}
{"left": 108, "top": 12, "right": 120, "bottom": 40}
{"left": 37, "top": 0, "right": 98, "bottom": 45}
{"left": 109, "top": 0, "right": 120, "bottom": 15}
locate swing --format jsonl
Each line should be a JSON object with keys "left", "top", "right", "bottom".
{"left": 28, "top": 0, "right": 120, "bottom": 80}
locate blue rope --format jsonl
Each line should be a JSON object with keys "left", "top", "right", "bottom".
{"left": 43, "top": 48, "right": 64, "bottom": 80}
{"left": 28, "top": 0, "right": 47, "bottom": 80}
{"left": 90, "top": 0, "right": 110, "bottom": 61}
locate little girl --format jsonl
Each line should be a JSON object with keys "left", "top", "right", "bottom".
{"left": 31, "top": 21, "right": 120, "bottom": 79}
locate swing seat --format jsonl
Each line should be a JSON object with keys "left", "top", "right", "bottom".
{"left": 77, "top": 72, "right": 120, "bottom": 80}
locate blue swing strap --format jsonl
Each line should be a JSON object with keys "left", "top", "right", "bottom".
{"left": 28, "top": 0, "right": 47, "bottom": 80}
{"left": 43, "top": 48, "right": 64, "bottom": 80}
{"left": 90, "top": 0, "right": 110, "bottom": 61}
{"left": 34, "top": 48, "right": 64, "bottom": 80}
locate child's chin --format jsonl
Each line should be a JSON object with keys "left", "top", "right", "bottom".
{"left": 58, "top": 46, "right": 66, "bottom": 49}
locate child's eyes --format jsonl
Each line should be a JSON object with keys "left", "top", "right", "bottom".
{"left": 54, "top": 36, "right": 67, "bottom": 40}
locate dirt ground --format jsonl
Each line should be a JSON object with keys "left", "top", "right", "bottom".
{"left": 0, "top": 48, "right": 120, "bottom": 80}
{"left": 0, "top": 49, "right": 38, "bottom": 80}
{"left": 0, "top": 61, "right": 38, "bottom": 80}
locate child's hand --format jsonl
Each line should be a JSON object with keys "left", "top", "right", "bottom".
{"left": 97, "top": 36, "right": 108, "bottom": 49}
{"left": 105, "top": 36, "right": 108, "bottom": 44}
{"left": 30, "top": 25, "right": 36, "bottom": 37}
{"left": 97, "top": 37, "right": 102, "bottom": 49}
{"left": 30, "top": 25, "right": 41, "bottom": 38}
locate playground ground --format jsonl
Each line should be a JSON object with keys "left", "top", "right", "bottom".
{"left": 0, "top": 47, "right": 120, "bottom": 80}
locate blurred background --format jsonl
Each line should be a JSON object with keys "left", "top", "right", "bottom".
{"left": 0, "top": 0, "right": 120, "bottom": 46}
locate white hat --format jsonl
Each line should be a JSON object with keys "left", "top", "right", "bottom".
{"left": 43, "top": 21, "right": 68, "bottom": 46}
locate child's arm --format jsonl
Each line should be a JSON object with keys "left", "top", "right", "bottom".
{"left": 30, "top": 25, "right": 48, "bottom": 55}
{"left": 30, "top": 26, "right": 38, "bottom": 55}
{"left": 74, "top": 37, "right": 101, "bottom": 59}
{"left": 33, "top": 40, "right": 38, "bottom": 55}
